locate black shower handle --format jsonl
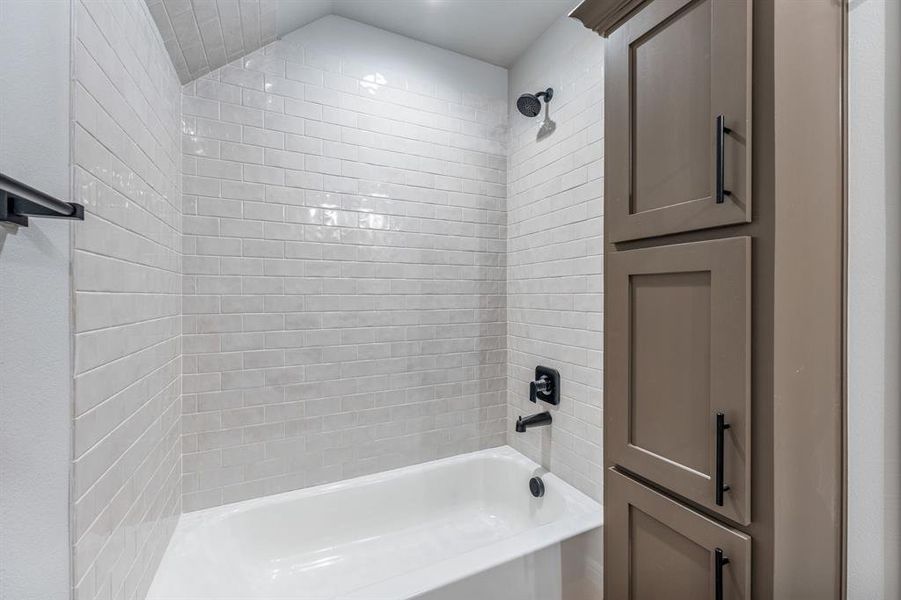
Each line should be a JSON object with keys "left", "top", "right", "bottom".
{"left": 530, "top": 376, "right": 551, "bottom": 403}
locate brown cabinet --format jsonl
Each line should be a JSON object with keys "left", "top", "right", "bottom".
{"left": 583, "top": 0, "right": 846, "bottom": 595}
{"left": 606, "top": 469, "right": 751, "bottom": 600}
{"left": 606, "top": 0, "right": 752, "bottom": 242}
{"left": 606, "top": 237, "right": 751, "bottom": 524}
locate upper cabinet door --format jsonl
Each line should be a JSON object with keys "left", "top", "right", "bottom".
{"left": 606, "top": 0, "right": 752, "bottom": 242}
{"left": 607, "top": 237, "right": 751, "bottom": 524}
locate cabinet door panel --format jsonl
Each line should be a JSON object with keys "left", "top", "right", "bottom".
{"left": 606, "top": 0, "right": 752, "bottom": 242}
{"left": 606, "top": 469, "right": 751, "bottom": 600}
{"left": 607, "top": 237, "right": 751, "bottom": 524}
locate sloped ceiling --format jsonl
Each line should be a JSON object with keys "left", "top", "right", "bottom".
{"left": 146, "top": 0, "right": 579, "bottom": 83}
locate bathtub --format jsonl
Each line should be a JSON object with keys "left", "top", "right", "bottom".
{"left": 147, "top": 446, "right": 603, "bottom": 600}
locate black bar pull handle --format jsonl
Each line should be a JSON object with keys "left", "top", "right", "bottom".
{"left": 715, "top": 412, "right": 731, "bottom": 506}
{"left": 715, "top": 547, "right": 730, "bottom": 600}
{"left": 715, "top": 114, "right": 732, "bottom": 203}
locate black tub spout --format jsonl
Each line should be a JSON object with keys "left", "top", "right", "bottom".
{"left": 515, "top": 411, "right": 552, "bottom": 433}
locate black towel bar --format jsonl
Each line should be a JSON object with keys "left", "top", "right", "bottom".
{"left": 0, "top": 171, "right": 84, "bottom": 227}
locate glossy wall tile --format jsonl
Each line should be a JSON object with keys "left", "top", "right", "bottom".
{"left": 146, "top": 0, "right": 280, "bottom": 84}
{"left": 180, "top": 16, "right": 509, "bottom": 511}
{"left": 71, "top": 0, "right": 183, "bottom": 598}
{"left": 504, "top": 18, "right": 605, "bottom": 597}
{"left": 506, "top": 18, "right": 605, "bottom": 502}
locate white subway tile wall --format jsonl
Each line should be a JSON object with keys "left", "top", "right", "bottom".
{"left": 145, "top": 0, "right": 280, "bottom": 84}
{"left": 180, "top": 24, "right": 509, "bottom": 511}
{"left": 506, "top": 19, "right": 605, "bottom": 502}
{"left": 71, "top": 0, "right": 182, "bottom": 599}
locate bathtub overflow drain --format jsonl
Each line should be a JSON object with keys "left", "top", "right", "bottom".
{"left": 529, "top": 476, "right": 545, "bottom": 498}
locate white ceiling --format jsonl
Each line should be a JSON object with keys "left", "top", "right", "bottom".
{"left": 327, "top": 1, "right": 580, "bottom": 68}
{"left": 146, "top": 0, "right": 579, "bottom": 83}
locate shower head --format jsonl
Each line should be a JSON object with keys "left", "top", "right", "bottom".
{"left": 516, "top": 88, "right": 554, "bottom": 117}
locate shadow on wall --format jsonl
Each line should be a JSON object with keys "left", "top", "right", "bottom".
{"left": 536, "top": 94, "right": 557, "bottom": 141}
{"left": 561, "top": 531, "right": 604, "bottom": 600}
{"left": 0, "top": 223, "right": 68, "bottom": 261}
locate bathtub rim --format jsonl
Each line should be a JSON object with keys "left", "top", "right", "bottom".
{"left": 177, "top": 444, "right": 600, "bottom": 522}
{"left": 154, "top": 445, "right": 603, "bottom": 599}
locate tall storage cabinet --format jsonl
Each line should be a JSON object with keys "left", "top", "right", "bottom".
{"left": 571, "top": 0, "right": 846, "bottom": 597}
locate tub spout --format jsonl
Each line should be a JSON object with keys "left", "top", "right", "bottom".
{"left": 515, "top": 411, "right": 552, "bottom": 433}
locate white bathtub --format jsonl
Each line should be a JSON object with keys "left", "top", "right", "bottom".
{"left": 148, "top": 446, "right": 603, "bottom": 600}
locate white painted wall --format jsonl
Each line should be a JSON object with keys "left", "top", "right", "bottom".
{"left": 0, "top": 2, "right": 72, "bottom": 600}
{"left": 847, "top": 0, "right": 901, "bottom": 598}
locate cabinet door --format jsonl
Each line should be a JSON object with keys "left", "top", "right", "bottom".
{"left": 606, "top": 469, "right": 751, "bottom": 600}
{"left": 606, "top": 0, "right": 752, "bottom": 242}
{"left": 607, "top": 237, "right": 750, "bottom": 524}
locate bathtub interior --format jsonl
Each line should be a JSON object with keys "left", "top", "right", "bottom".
{"left": 220, "top": 450, "right": 568, "bottom": 556}
{"left": 148, "top": 447, "right": 601, "bottom": 600}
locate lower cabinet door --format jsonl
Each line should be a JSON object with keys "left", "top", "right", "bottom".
{"left": 605, "top": 469, "right": 751, "bottom": 600}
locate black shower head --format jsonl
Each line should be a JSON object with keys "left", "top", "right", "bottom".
{"left": 516, "top": 88, "right": 553, "bottom": 117}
